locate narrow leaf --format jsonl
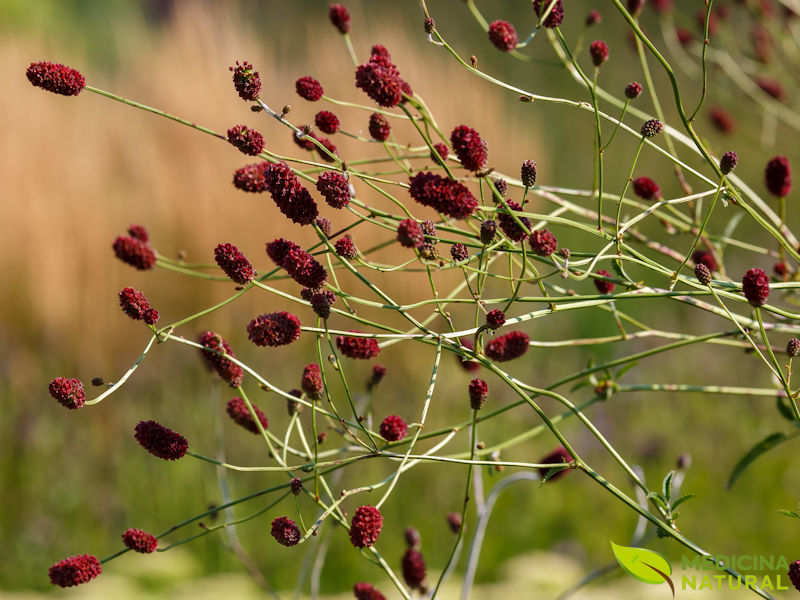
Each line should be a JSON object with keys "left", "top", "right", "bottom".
{"left": 727, "top": 432, "right": 789, "bottom": 489}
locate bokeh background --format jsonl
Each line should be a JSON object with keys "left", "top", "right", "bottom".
{"left": 2, "top": 0, "right": 799, "bottom": 597}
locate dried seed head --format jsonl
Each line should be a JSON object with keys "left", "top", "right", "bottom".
{"left": 424, "top": 17, "right": 435, "bottom": 34}
{"left": 379, "top": 415, "right": 408, "bottom": 441}
{"left": 488, "top": 20, "right": 518, "bottom": 52}
{"left": 226, "top": 397, "right": 269, "bottom": 434}
{"left": 468, "top": 378, "right": 489, "bottom": 410}
{"left": 296, "top": 76, "right": 324, "bottom": 101}
{"left": 624, "top": 81, "right": 643, "bottom": 99}
{"left": 122, "top": 528, "right": 158, "bottom": 554}
{"left": 742, "top": 267, "right": 770, "bottom": 307}
{"left": 48, "top": 377, "right": 86, "bottom": 410}
{"left": 695, "top": 263, "right": 712, "bottom": 285}
{"left": 271, "top": 516, "right": 301, "bottom": 546}
{"left": 134, "top": 420, "right": 188, "bottom": 460}
{"left": 349, "top": 506, "right": 383, "bottom": 548}
{"left": 27, "top": 61, "right": 85, "bottom": 96}
{"left": 719, "top": 151, "right": 738, "bottom": 175}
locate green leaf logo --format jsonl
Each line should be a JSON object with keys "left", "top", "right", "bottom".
{"left": 611, "top": 542, "right": 674, "bottom": 591}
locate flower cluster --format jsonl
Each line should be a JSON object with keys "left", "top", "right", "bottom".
{"left": 226, "top": 397, "right": 269, "bottom": 434}
{"left": 355, "top": 46, "right": 411, "bottom": 107}
{"left": 199, "top": 331, "right": 244, "bottom": 387}
{"left": 122, "top": 528, "right": 158, "bottom": 554}
{"left": 134, "top": 420, "right": 188, "bottom": 461}
{"left": 27, "top": 61, "right": 85, "bottom": 96}
{"left": 408, "top": 172, "right": 478, "bottom": 219}
{"left": 267, "top": 238, "right": 327, "bottom": 289}
{"left": 336, "top": 333, "right": 381, "bottom": 359}
{"left": 119, "top": 287, "right": 159, "bottom": 325}
{"left": 263, "top": 162, "right": 319, "bottom": 225}
{"left": 247, "top": 312, "right": 302, "bottom": 347}
{"left": 349, "top": 505, "right": 383, "bottom": 548}
{"left": 486, "top": 331, "right": 530, "bottom": 362}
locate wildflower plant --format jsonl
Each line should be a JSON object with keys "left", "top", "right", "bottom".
{"left": 30, "top": 1, "right": 800, "bottom": 598}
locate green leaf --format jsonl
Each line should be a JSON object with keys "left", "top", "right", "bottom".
{"left": 615, "top": 361, "right": 639, "bottom": 379}
{"left": 611, "top": 542, "right": 672, "bottom": 584}
{"left": 670, "top": 494, "right": 696, "bottom": 511}
{"left": 662, "top": 471, "right": 675, "bottom": 502}
{"left": 778, "top": 509, "right": 800, "bottom": 520}
{"left": 727, "top": 432, "right": 790, "bottom": 489}
{"left": 776, "top": 397, "right": 795, "bottom": 422}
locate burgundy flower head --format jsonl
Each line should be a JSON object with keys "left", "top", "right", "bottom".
{"left": 317, "top": 171, "right": 351, "bottom": 208}
{"left": 538, "top": 446, "right": 573, "bottom": 481}
{"left": 709, "top": 106, "right": 735, "bottom": 134}
{"left": 296, "top": 76, "right": 324, "bottom": 101}
{"left": 485, "top": 330, "right": 530, "bottom": 361}
{"left": 368, "top": 364, "right": 387, "bottom": 389}
{"left": 199, "top": 331, "right": 243, "bottom": 387}
{"left": 302, "top": 287, "right": 337, "bottom": 319}
{"left": 458, "top": 337, "right": 480, "bottom": 372}
{"left": 264, "top": 162, "right": 319, "bottom": 225}
{"left": 233, "top": 161, "right": 269, "bottom": 193}
{"left": 113, "top": 235, "right": 156, "bottom": 270}
{"left": 789, "top": 560, "right": 800, "bottom": 592}
{"left": 134, "top": 420, "right": 188, "bottom": 460}
{"left": 498, "top": 200, "right": 531, "bottom": 242}
{"left": 293, "top": 126, "right": 315, "bottom": 151}
{"left": 695, "top": 263, "right": 712, "bottom": 285}
{"left": 756, "top": 77, "right": 785, "bottom": 101}
{"left": 122, "top": 528, "right": 158, "bottom": 553}
{"left": 742, "top": 267, "right": 770, "bottom": 306}
{"left": 640, "top": 119, "right": 663, "bottom": 138}
{"left": 214, "top": 243, "right": 255, "bottom": 284}
{"left": 775, "top": 261, "right": 789, "bottom": 279}
{"left": 226, "top": 397, "right": 269, "bottom": 434}
{"left": 229, "top": 60, "right": 261, "bottom": 101}
{"left": 302, "top": 363, "right": 324, "bottom": 399}
{"left": 315, "top": 110, "right": 340, "bottom": 134}
{"left": 408, "top": 172, "right": 478, "bottom": 219}
{"left": 632, "top": 176, "right": 661, "bottom": 200}
{"left": 402, "top": 548, "right": 427, "bottom": 589}
{"left": 291, "top": 477, "right": 303, "bottom": 495}
{"left": 247, "top": 312, "right": 302, "bottom": 347}
{"left": 371, "top": 44, "right": 391, "bottom": 59}
{"left": 48, "top": 554, "right": 101, "bottom": 587}
{"left": 266, "top": 238, "right": 328, "bottom": 288}
{"left": 480, "top": 220, "right": 497, "bottom": 245}
{"left": 586, "top": 9, "right": 602, "bottom": 25}
{"left": 271, "top": 516, "right": 301, "bottom": 546}
{"left": 315, "top": 217, "right": 332, "bottom": 238}
{"left": 450, "top": 125, "right": 488, "bottom": 172}
{"left": 529, "top": 228, "right": 558, "bottom": 256}
{"left": 335, "top": 235, "right": 358, "bottom": 259}
{"left": 311, "top": 132, "right": 338, "bottom": 162}
{"left": 355, "top": 52, "right": 407, "bottom": 107}
{"left": 397, "top": 219, "right": 424, "bottom": 248}
{"left": 692, "top": 249, "right": 718, "bottom": 273}
{"left": 354, "top": 583, "right": 387, "bottom": 600}
{"left": 765, "top": 156, "right": 792, "bottom": 197}
{"left": 349, "top": 505, "right": 383, "bottom": 548}
{"left": 719, "top": 151, "right": 738, "bottom": 175}
{"left": 432, "top": 143, "right": 449, "bottom": 162}
{"left": 521, "top": 159, "right": 537, "bottom": 187}
{"left": 469, "top": 378, "right": 489, "bottom": 410}
{"left": 329, "top": 3, "right": 351, "bottom": 33}
{"left": 49, "top": 377, "right": 86, "bottom": 410}
{"left": 405, "top": 527, "right": 421, "bottom": 548}
{"left": 27, "top": 61, "right": 85, "bottom": 96}
{"left": 594, "top": 269, "right": 615, "bottom": 294}
{"left": 337, "top": 333, "right": 380, "bottom": 359}
{"left": 379, "top": 415, "right": 407, "bottom": 441}
{"left": 488, "top": 20, "right": 518, "bottom": 52}
{"left": 128, "top": 224, "right": 149, "bottom": 242}
{"left": 227, "top": 124, "right": 264, "bottom": 156}
{"left": 534, "top": 0, "right": 565, "bottom": 28}
{"left": 589, "top": 40, "right": 609, "bottom": 66}
{"left": 625, "top": 81, "right": 643, "bottom": 99}
{"left": 368, "top": 112, "right": 391, "bottom": 141}
{"left": 119, "top": 287, "right": 158, "bottom": 324}
{"left": 450, "top": 242, "right": 469, "bottom": 262}
{"left": 788, "top": 338, "right": 800, "bottom": 358}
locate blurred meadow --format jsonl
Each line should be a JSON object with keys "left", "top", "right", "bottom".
{"left": 2, "top": 0, "right": 800, "bottom": 597}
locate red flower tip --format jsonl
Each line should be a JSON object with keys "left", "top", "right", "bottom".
{"left": 371, "top": 44, "right": 391, "bottom": 59}
{"left": 354, "top": 582, "right": 387, "bottom": 600}
{"left": 589, "top": 40, "right": 609, "bottom": 66}
{"left": 538, "top": 446, "right": 574, "bottom": 481}
{"left": 789, "top": 560, "right": 800, "bottom": 592}
{"left": 719, "top": 151, "right": 738, "bottom": 175}
{"left": 529, "top": 228, "right": 558, "bottom": 256}
{"left": 521, "top": 160, "right": 537, "bottom": 187}
{"left": 709, "top": 106, "right": 735, "bottom": 134}
{"left": 397, "top": 219, "right": 424, "bottom": 248}
{"left": 113, "top": 235, "right": 156, "bottom": 270}
{"left": 408, "top": 172, "right": 478, "bottom": 219}
{"left": 450, "top": 242, "right": 469, "bottom": 262}
{"left": 233, "top": 161, "right": 269, "bottom": 193}
{"left": 632, "top": 176, "right": 661, "bottom": 200}
{"left": 266, "top": 238, "right": 327, "bottom": 288}
{"left": 486, "top": 309, "right": 506, "bottom": 329}
{"left": 368, "top": 364, "right": 387, "bottom": 389}
{"left": 296, "top": 76, "right": 324, "bottom": 101}
{"left": 264, "top": 162, "right": 319, "bottom": 225}
{"left": 485, "top": 330, "right": 530, "bottom": 362}
{"left": 336, "top": 333, "right": 380, "bottom": 359}
{"left": 317, "top": 171, "right": 351, "bottom": 209}
{"left": 127, "top": 224, "right": 149, "bottom": 242}
{"left": 355, "top": 51, "right": 408, "bottom": 108}
{"left": 368, "top": 112, "right": 391, "bottom": 141}
{"left": 756, "top": 77, "right": 785, "bottom": 101}
{"left": 469, "top": 378, "right": 489, "bottom": 410}
{"left": 624, "top": 81, "right": 643, "bottom": 99}
{"left": 692, "top": 249, "right": 718, "bottom": 273}
{"left": 379, "top": 415, "right": 407, "bottom": 441}
{"left": 335, "top": 235, "right": 358, "bottom": 259}
{"left": 229, "top": 60, "right": 261, "bottom": 101}
{"left": 450, "top": 125, "right": 487, "bottom": 172}
{"left": 640, "top": 119, "right": 663, "bottom": 138}
{"left": 122, "top": 528, "right": 158, "bottom": 553}
{"left": 405, "top": 527, "right": 421, "bottom": 548}
{"left": 27, "top": 61, "right": 85, "bottom": 96}
{"left": 226, "top": 397, "right": 269, "bottom": 434}
{"left": 48, "top": 554, "right": 101, "bottom": 587}
{"left": 134, "top": 420, "right": 188, "bottom": 460}
{"left": 534, "top": 0, "right": 565, "bottom": 27}
{"left": 329, "top": 4, "right": 351, "bottom": 34}
{"left": 458, "top": 337, "right": 480, "bottom": 372}
{"left": 227, "top": 124, "right": 264, "bottom": 156}
{"left": 271, "top": 516, "right": 301, "bottom": 546}
{"left": 349, "top": 505, "right": 383, "bottom": 548}
{"left": 315, "top": 110, "right": 340, "bottom": 134}
{"left": 48, "top": 377, "right": 86, "bottom": 410}
{"left": 498, "top": 200, "right": 531, "bottom": 242}
{"left": 488, "top": 20, "right": 518, "bottom": 52}
{"left": 594, "top": 269, "right": 615, "bottom": 294}
{"left": 742, "top": 267, "right": 770, "bottom": 307}
{"left": 119, "top": 287, "right": 158, "bottom": 324}
{"left": 586, "top": 9, "right": 602, "bottom": 25}
{"left": 765, "top": 155, "right": 791, "bottom": 197}
{"left": 199, "top": 331, "right": 243, "bottom": 387}
{"left": 301, "top": 363, "right": 324, "bottom": 399}
{"left": 247, "top": 312, "right": 302, "bottom": 347}
{"left": 302, "top": 287, "right": 337, "bottom": 319}
{"left": 214, "top": 243, "right": 255, "bottom": 284}
{"left": 447, "top": 512, "right": 462, "bottom": 533}
{"left": 432, "top": 143, "right": 449, "bottom": 162}
{"left": 402, "top": 548, "right": 427, "bottom": 589}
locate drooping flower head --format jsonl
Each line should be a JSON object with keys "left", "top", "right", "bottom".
{"left": 134, "top": 420, "right": 188, "bottom": 460}
{"left": 113, "top": 235, "right": 156, "bottom": 270}
{"left": 48, "top": 377, "right": 86, "bottom": 410}
{"left": 247, "top": 312, "right": 302, "bottom": 347}
{"left": 450, "top": 125, "right": 487, "bottom": 172}
{"left": 226, "top": 397, "right": 269, "bottom": 434}
{"left": 27, "top": 61, "right": 85, "bottom": 96}
{"left": 199, "top": 331, "right": 244, "bottom": 387}
{"left": 488, "top": 20, "right": 518, "bottom": 51}
{"left": 329, "top": 4, "right": 351, "bottom": 33}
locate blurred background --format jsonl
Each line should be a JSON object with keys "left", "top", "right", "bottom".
{"left": 2, "top": 0, "right": 799, "bottom": 597}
